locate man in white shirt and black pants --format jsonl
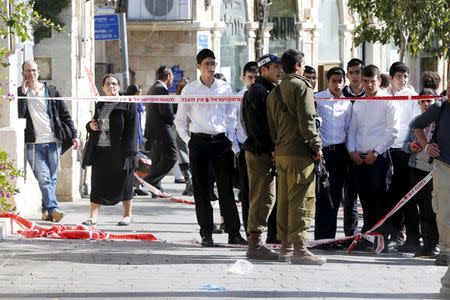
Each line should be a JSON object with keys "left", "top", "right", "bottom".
{"left": 386, "top": 62, "right": 420, "bottom": 252}
{"left": 314, "top": 67, "right": 352, "bottom": 244}
{"left": 347, "top": 65, "right": 399, "bottom": 251}
{"left": 175, "top": 49, "right": 246, "bottom": 247}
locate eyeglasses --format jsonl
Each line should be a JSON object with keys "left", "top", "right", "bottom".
{"left": 419, "top": 99, "right": 433, "bottom": 104}
{"left": 104, "top": 82, "right": 118, "bottom": 87}
{"left": 202, "top": 61, "right": 217, "bottom": 67}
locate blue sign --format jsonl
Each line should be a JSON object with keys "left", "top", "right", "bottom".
{"left": 169, "top": 65, "right": 184, "bottom": 94}
{"left": 94, "top": 14, "right": 119, "bottom": 41}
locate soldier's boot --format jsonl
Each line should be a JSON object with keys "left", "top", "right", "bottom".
{"left": 290, "top": 240, "right": 326, "bottom": 265}
{"left": 278, "top": 240, "right": 294, "bottom": 262}
{"left": 246, "top": 232, "right": 279, "bottom": 261}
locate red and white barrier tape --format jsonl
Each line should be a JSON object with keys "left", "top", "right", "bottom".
{"left": 309, "top": 171, "right": 433, "bottom": 253}
{"left": 0, "top": 212, "right": 158, "bottom": 241}
{"left": 134, "top": 173, "right": 195, "bottom": 205}
{"left": 16, "top": 94, "right": 447, "bottom": 104}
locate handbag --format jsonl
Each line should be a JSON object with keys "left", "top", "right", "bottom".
{"left": 59, "top": 121, "right": 74, "bottom": 155}
{"left": 135, "top": 151, "right": 152, "bottom": 178}
{"left": 81, "top": 133, "right": 96, "bottom": 169}
{"left": 45, "top": 87, "right": 73, "bottom": 155}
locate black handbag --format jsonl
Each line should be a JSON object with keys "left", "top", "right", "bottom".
{"left": 81, "top": 134, "right": 96, "bottom": 169}
{"left": 59, "top": 121, "right": 74, "bottom": 155}
{"left": 135, "top": 151, "right": 152, "bottom": 178}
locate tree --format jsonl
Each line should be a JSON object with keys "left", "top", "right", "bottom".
{"left": 348, "top": 0, "right": 450, "bottom": 62}
{"left": 0, "top": 0, "right": 63, "bottom": 67}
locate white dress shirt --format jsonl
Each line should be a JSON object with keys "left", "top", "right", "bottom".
{"left": 386, "top": 86, "right": 420, "bottom": 148}
{"left": 347, "top": 90, "right": 399, "bottom": 154}
{"left": 314, "top": 89, "right": 352, "bottom": 147}
{"left": 174, "top": 78, "right": 239, "bottom": 154}
{"left": 235, "top": 87, "right": 247, "bottom": 144}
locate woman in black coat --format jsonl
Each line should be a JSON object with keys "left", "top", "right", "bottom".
{"left": 83, "top": 74, "right": 138, "bottom": 226}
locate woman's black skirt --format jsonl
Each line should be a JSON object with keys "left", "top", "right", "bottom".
{"left": 90, "top": 148, "right": 133, "bottom": 205}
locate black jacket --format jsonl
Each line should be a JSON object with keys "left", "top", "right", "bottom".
{"left": 241, "top": 76, "right": 276, "bottom": 153}
{"left": 144, "top": 81, "right": 176, "bottom": 141}
{"left": 17, "top": 84, "right": 77, "bottom": 152}
{"left": 86, "top": 102, "right": 138, "bottom": 171}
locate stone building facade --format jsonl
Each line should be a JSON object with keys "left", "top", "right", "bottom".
{"left": 98, "top": 0, "right": 447, "bottom": 93}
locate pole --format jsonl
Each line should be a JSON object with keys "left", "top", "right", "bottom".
{"left": 119, "top": 12, "right": 129, "bottom": 88}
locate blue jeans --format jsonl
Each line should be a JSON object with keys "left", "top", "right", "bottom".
{"left": 26, "top": 142, "right": 60, "bottom": 214}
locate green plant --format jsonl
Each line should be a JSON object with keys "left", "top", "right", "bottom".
{"left": 33, "top": 0, "right": 70, "bottom": 44}
{"left": 0, "top": 150, "right": 23, "bottom": 211}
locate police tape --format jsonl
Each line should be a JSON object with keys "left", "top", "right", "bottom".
{"left": 0, "top": 212, "right": 158, "bottom": 241}
{"left": 15, "top": 94, "right": 447, "bottom": 104}
{"left": 134, "top": 173, "right": 196, "bottom": 205}
{"left": 307, "top": 170, "right": 433, "bottom": 253}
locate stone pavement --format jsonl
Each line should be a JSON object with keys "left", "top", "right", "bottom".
{"left": 0, "top": 176, "right": 447, "bottom": 300}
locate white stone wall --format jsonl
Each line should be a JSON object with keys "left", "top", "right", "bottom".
{"left": 27, "top": 1, "right": 95, "bottom": 204}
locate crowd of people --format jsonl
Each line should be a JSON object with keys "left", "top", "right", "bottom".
{"left": 18, "top": 48, "right": 449, "bottom": 267}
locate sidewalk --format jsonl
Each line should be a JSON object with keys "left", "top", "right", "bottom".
{"left": 0, "top": 176, "right": 446, "bottom": 299}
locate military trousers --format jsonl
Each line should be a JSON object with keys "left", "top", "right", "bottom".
{"left": 275, "top": 155, "right": 316, "bottom": 242}
{"left": 246, "top": 151, "right": 276, "bottom": 233}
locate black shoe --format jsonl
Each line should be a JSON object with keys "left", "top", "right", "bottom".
{"left": 435, "top": 254, "right": 449, "bottom": 266}
{"left": 228, "top": 234, "right": 247, "bottom": 245}
{"left": 82, "top": 219, "right": 97, "bottom": 226}
{"left": 201, "top": 236, "right": 214, "bottom": 247}
{"left": 388, "top": 234, "right": 405, "bottom": 250}
{"left": 415, "top": 244, "right": 440, "bottom": 257}
{"left": 212, "top": 224, "right": 224, "bottom": 234}
{"left": 134, "top": 189, "right": 149, "bottom": 196}
{"left": 353, "top": 239, "right": 373, "bottom": 252}
{"left": 397, "top": 240, "right": 421, "bottom": 253}
{"left": 182, "top": 180, "right": 193, "bottom": 196}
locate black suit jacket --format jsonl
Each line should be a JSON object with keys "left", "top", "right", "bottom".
{"left": 144, "top": 81, "right": 176, "bottom": 141}
{"left": 86, "top": 102, "right": 138, "bottom": 171}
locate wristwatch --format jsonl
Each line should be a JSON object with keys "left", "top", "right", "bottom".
{"left": 372, "top": 150, "right": 379, "bottom": 158}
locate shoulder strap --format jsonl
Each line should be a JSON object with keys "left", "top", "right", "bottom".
{"left": 274, "top": 86, "right": 289, "bottom": 114}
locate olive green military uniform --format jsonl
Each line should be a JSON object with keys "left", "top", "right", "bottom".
{"left": 266, "top": 73, "right": 322, "bottom": 242}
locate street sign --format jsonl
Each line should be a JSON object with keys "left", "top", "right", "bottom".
{"left": 94, "top": 14, "right": 120, "bottom": 40}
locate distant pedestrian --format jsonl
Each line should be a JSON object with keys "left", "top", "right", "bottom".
{"left": 144, "top": 66, "right": 177, "bottom": 195}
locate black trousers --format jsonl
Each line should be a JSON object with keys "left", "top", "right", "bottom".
{"left": 188, "top": 133, "right": 240, "bottom": 237}
{"left": 144, "top": 137, "right": 177, "bottom": 188}
{"left": 355, "top": 154, "right": 391, "bottom": 233}
{"left": 388, "top": 150, "right": 411, "bottom": 235}
{"left": 314, "top": 144, "right": 348, "bottom": 239}
{"left": 343, "top": 159, "right": 359, "bottom": 236}
{"left": 408, "top": 167, "right": 439, "bottom": 246}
